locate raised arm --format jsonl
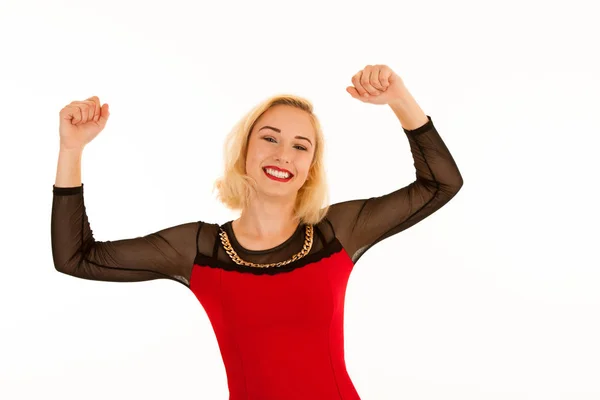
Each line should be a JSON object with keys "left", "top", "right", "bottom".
{"left": 52, "top": 98, "right": 198, "bottom": 287}
{"left": 325, "top": 100, "right": 463, "bottom": 264}
{"left": 51, "top": 184, "right": 199, "bottom": 287}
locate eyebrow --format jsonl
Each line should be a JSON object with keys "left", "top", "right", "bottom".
{"left": 258, "top": 126, "right": 313, "bottom": 146}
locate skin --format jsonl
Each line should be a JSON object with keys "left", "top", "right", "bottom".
{"left": 231, "top": 104, "right": 316, "bottom": 249}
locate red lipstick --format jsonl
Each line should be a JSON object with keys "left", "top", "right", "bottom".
{"left": 263, "top": 166, "right": 293, "bottom": 182}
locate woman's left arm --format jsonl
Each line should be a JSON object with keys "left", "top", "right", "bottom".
{"left": 325, "top": 65, "right": 463, "bottom": 264}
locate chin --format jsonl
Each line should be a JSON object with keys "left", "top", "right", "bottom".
{"left": 258, "top": 181, "right": 301, "bottom": 197}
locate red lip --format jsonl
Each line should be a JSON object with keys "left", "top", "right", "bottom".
{"left": 263, "top": 165, "right": 293, "bottom": 176}
{"left": 263, "top": 169, "right": 292, "bottom": 182}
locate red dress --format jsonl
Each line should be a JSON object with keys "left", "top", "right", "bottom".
{"left": 191, "top": 227, "right": 359, "bottom": 399}
{"left": 51, "top": 115, "right": 463, "bottom": 399}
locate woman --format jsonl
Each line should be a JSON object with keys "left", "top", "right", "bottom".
{"left": 52, "top": 64, "right": 463, "bottom": 399}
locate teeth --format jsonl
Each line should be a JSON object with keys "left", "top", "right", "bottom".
{"left": 265, "top": 168, "right": 290, "bottom": 179}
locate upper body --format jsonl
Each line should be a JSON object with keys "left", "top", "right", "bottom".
{"left": 52, "top": 68, "right": 463, "bottom": 399}
{"left": 51, "top": 112, "right": 462, "bottom": 399}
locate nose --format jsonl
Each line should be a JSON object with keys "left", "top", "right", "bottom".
{"left": 274, "top": 147, "right": 292, "bottom": 164}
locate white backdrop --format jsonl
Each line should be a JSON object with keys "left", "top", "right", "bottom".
{"left": 1, "top": 0, "right": 599, "bottom": 399}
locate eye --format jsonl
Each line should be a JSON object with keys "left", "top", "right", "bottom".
{"left": 263, "top": 137, "right": 307, "bottom": 151}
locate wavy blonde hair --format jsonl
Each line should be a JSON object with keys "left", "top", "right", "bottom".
{"left": 212, "top": 93, "right": 330, "bottom": 225}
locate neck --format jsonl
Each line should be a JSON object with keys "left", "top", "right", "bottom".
{"left": 234, "top": 192, "right": 299, "bottom": 239}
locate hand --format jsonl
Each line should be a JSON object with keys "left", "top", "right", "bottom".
{"left": 59, "top": 96, "right": 110, "bottom": 151}
{"left": 346, "top": 64, "right": 407, "bottom": 105}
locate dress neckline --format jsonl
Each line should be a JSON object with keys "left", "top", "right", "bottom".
{"left": 222, "top": 220, "right": 304, "bottom": 255}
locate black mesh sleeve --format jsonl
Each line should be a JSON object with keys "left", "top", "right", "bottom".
{"left": 51, "top": 184, "right": 199, "bottom": 287}
{"left": 324, "top": 115, "right": 463, "bottom": 263}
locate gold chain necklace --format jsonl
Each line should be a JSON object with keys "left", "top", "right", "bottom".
{"left": 218, "top": 224, "right": 313, "bottom": 268}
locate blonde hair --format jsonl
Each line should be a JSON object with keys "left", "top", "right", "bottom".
{"left": 212, "top": 93, "right": 330, "bottom": 225}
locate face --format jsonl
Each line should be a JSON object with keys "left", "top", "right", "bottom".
{"left": 245, "top": 104, "right": 316, "bottom": 199}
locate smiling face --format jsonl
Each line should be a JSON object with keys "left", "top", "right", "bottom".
{"left": 245, "top": 104, "right": 316, "bottom": 199}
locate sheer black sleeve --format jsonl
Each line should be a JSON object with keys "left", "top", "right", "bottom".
{"left": 51, "top": 184, "right": 199, "bottom": 287}
{"left": 324, "top": 115, "right": 463, "bottom": 264}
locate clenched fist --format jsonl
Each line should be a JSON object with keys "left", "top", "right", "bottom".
{"left": 59, "top": 96, "right": 110, "bottom": 151}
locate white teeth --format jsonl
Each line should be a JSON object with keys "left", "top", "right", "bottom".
{"left": 265, "top": 168, "right": 290, "bottom": 179}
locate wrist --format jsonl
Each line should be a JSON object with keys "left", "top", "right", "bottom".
{"left": 59, "top": 145, "right": 84, "bottom": 154}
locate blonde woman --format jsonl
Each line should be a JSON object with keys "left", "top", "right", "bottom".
{"left": 52, "top": 64, "right": 463, "bottom": 399}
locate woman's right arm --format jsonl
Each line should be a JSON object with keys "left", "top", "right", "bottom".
{"left": 52, "top": 96, "right": 199, "bottom": 287}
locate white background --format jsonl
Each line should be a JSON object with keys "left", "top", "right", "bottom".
{"left": 1, "top": 0, "right": 599, "bottom": 399}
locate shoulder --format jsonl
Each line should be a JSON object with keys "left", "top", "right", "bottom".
{"left": 154, "top": 219, "right": 221, "bottom": 239}
{"left": 313, "top": 217, "right": 336, "bottom": 244}
{"left": 198, "top": 220, "right": 222, "bottom": 234}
